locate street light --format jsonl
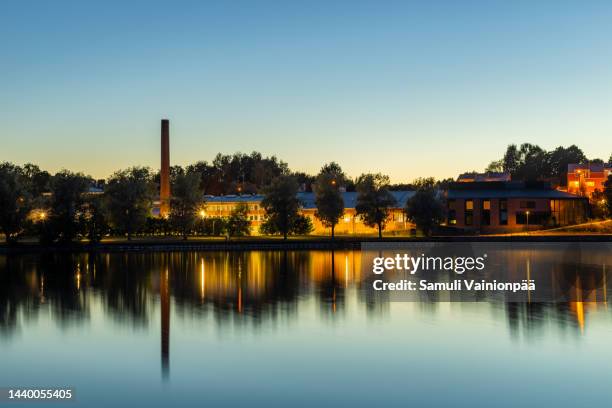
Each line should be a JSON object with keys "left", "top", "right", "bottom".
{"left": 526, "top": 210, "right": 530, "bottom": 232}
{"left": 199, "top": 210, "right": 206, "bottom": 219}
{"left": 39, "top": 211, "right": 47, "bottom": 221}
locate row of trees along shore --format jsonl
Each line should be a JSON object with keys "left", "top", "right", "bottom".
{"left": 1, "top": 146, "right": 612, "bottom": 243}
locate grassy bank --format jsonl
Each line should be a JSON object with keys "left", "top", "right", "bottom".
{"left": 2, "top": 233, "right": 612, "bottom": 254}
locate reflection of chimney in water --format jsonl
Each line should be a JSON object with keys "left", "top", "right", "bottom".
{"left": 161, "top": 268, "right": 170, "bottom": 380}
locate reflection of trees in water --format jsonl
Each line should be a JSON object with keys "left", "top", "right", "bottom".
{"left": 0, "top": 254, "right": 90, "bottom": 336}
{"left": 505, "top": 301, "right": 606, "bottom": 338}
{"left": 0, "top": 247, "right": 611, "bottom": 338}
{"left": 170, "top": 250, "right": 308, "bottom": 326}
{"left": 0, "top": 256, "right": 36, "bottom": 336}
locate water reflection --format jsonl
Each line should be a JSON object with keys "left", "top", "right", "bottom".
{"left": 1, "top": 248, "right": 611, "bottom": 381}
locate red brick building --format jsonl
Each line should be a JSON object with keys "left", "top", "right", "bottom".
{"left": 447, "top": 181, "right": 587, "bottom": 233}
{"left": 566, "top": 163, "right": 612, "bottom": 197}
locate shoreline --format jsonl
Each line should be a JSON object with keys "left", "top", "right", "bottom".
{"left": 2, "top": 235, "right": 612, "bottom": 254}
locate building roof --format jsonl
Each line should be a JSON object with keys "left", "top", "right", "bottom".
{"left": 568, "top": 163, "right": 612, "bottom": 173}
{"left": 204, "top": 191, "right": 415, "bottom": 209}
{"left": 457, "top": 171, "right": 511, "bottom": 182}
{"left": 447, "top": 185, "right": 582, "bottom": 200}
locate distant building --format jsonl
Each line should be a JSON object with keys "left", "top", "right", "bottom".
{"left": 202, "top": 191, "right": 415, "bottom": 235}
{"left": 457, "top": 172, "right": 511, "bottom": 183}
{"left": 447, "top": 181, "right": 587, "bottom": 233}
{"left": 566, "top": 163, "right": 612, "bottom": 197}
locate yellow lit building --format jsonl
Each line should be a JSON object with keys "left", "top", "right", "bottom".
{"left": 201, "top": 191, "right": 415, "bottom": 236}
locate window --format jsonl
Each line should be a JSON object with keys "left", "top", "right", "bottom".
{"left": 516, "top": 211, "right": 548, "bottom": 225}
{"left": 465, "top": 200, "right": 473, "bottom": 226}
{"left": 482, "top": 200, "right": 491, "bottom": 226}
{"left": 499, "top": 199, "right": 508, "bottom": 225}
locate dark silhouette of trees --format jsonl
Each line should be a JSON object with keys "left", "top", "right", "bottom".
{"left": 261, "top": 175, "right": 301, "bottom": 239}
{"left": 405, "top": 185, "right": 445, "bottom": 236}
{"left": 225, "top": 203, "right": 251, "bottom": 237}
{"left": 604, "top": 175, "right": 612, "bottom": 218}
{"left": 82, "top": 194, "right": 108, "bottom": 243}
{"left": 45, "top": 170, "right": 90, "bottom": 243}
{"left": 105, "top": 167, "right": 154, "bottom": 240}
{"left": 170, "top": 172, "right": 203, "bottom": 239}
{"left": 501, "top": 143, "right": 587, "bottom": 183}
{"left": 314, "top": 162, "right": 345, "bottom": 239}
{"left": 355, "top": 173, "right": 396, "bottom": 239}
{"left": 0, "top": 163, "right": 32, "bottom": 244}
{"left": 185, "top": 152, "right": 289, "bottom": 195}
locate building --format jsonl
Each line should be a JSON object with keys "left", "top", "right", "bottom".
{"left": 457, "top": 172, "right": 511, "bottom": 183}
{"left": 447, "top": 181, "right": 587, "bottom": 233}
{"left": 202, "top": 191, "right": 415, "bottom": 235}
{"left": 566, "top": 163, "right": 612, "bottom": 197}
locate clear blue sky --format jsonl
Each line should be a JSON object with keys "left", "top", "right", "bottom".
{"left": 2, "top": 0, "right": 612, "bottom": 182}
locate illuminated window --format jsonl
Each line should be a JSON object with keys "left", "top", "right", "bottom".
{"left": 586, "top": 181, "right": 595, "bottom": 187}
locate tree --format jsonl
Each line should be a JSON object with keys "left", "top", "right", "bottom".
{"left": 185, "top": 151, "right": 289, "bottom": 195}
{"left": 225, "top": 203, "right": 251, "bottom": 237}
{"left": 355, "top": 173, "right": 396, "bottom": 238}
{"left": 291, "top": 214, "right": 314, "bottom": 235}
{"left": 0, "top": 163, "right": 32, "bottom": 244}
{"left": 590, "top": 189, "right": 609, "bottom": 220}
{"left": 105, "top": 167, "right": 154, "bottom": 240}
{"left": 47, "top": 170, "right": 90, "bottom": 243}
{"left": 22, "top": 163, "right": 51, "bottom": 197}
{"left": 260, "top": 213, "right": 313, "bottom": 236}
{"left": 170, "top": 172, "right": 203, "bottom": 239}
{"left": 604, "top": 175, "right": 612, "bottom": 218}
{"left": 608, "top": 154, "right": 612, "bottom": 165}
{"left": 261, "top": 175, "right": 301, "bottom": 239}
{"left": 81, "top": 194, "right": 108, "bottom": 243}
{"left": 485, "top": 160, "right": 504, "bottom": 173}
{"left": 314, "top": 162, "right": 345, "bottom": 239}
{"left": 502, "top": 144, "right": 521, "bottom": 175}
{"left": 405, "top": 188, "right": 445, "bottom": 236}
{"left": 546, "top": 145, "right": 587, "bottom": 185}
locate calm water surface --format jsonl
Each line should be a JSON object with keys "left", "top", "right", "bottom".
{"left": 1, "top": 250, "right": 611, "bottom": 407}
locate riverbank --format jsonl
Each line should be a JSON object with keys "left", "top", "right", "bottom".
{"left": 2, "top": 234, "right": 612, "bottom": 254}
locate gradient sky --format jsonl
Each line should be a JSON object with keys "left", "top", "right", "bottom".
{"left": 2, "top": 0, "right": 612, "bottom": 182}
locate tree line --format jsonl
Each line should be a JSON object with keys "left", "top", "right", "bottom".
{"left": 0, "top": 159, "right": 450, "bottom": 243}
{"left": 2, "top": 144, "right": 611, "bottom": 244}
{"left": 486, "top": 144, "right": 612, "bottom": 185}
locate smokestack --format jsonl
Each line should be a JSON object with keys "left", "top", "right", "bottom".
{"left": 160, "top": 119, "right": 170, "bottom": 217}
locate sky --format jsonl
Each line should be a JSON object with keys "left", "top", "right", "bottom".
{"left": 2, "top": 0, "right": 612, "bottom": 182}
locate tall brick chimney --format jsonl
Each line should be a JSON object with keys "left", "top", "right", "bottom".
{"left": 160, "top": 119, "right": 170, "bottom": 217}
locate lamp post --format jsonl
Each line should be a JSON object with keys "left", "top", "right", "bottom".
{"left": 526, "top": 210, "right": 530, "bottom": 232}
